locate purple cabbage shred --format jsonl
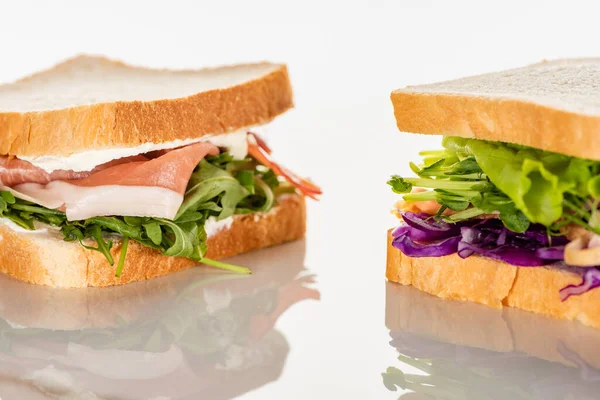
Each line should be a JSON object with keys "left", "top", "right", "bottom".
{"left": 391, "top": 212, "right": 600, "bottom": 300}
{"left": 559, "top": 268, "right": 600, "bottom": 302}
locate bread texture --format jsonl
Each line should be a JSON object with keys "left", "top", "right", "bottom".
{"left": 0, "top": 194, "right": 305, "bottom": 288}
{"left": 391, "top": 58, "right": 600, "bottom": 160}
{"left": 386, "top": 230, "right": 600, "bottom": 329}
{"left": 0, "top": 55, "right": 293, "bottom": 158}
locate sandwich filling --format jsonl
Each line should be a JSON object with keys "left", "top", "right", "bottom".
{"left": 388, "top": 136, "right": 600, "bottom": 300}
{"left": 0, "top": 132, "right": 321, "bottom": 275}
{"left": 19, "top": 130, "right": 250, "bottom": 173}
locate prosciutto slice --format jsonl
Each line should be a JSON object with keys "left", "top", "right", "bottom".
{"left": 3, "top": 142, "right": 219, "bottom": 221}
{"left": 65, "top": 142, "right": 218, "bottom": 193}
{"left": 0, "top": 157, "right": 92, "bottom": 187}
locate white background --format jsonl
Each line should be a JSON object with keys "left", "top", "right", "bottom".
{"left": 1, "top": 1, "right": 600, "bottom": 398}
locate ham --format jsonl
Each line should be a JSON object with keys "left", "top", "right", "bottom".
{"left": 247, "top": 133, "right": 322, "bottom": 200}
{"left": 0, "top": 154, "right": 155, "bottom": 187}
{"left": 1, "top": 143, "right": 217, "bottom": 193}
{"left": 0, "top": 157, "right": 92, "bottom": 187}
{"left": 3, "top": 142, "right": 219, "bottom": 221}
{"left": 65, "top": 142, "right": 218, "bottom": 193}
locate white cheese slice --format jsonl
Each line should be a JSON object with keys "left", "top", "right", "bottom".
{"left": 12, "top": 182, "right": 183, "bottom": 221}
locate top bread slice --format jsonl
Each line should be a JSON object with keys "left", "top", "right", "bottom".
{"left": 0, "top": 55, "right": 293, "bottom": 158}
{"left": 391, "top": 58, "right": 600, "bottom": 160}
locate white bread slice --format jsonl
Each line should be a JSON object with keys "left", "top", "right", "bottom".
{"left": 0, "top": 194, "right": 305, "bottom": 288}
{"left": 0, "top": 55, "right": 293, "bottom": 158}
{"left": 386, "top": 230, "right": 600, "bottom": 329}
{"left": 391, "top": 58, "right": 600, "bottom": 160}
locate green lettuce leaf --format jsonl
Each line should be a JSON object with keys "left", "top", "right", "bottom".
{"left": 391, "top": 136, "right": 600, "bottom": 235}
{"left": 443, "top": 137, "right": 597, "bottom": 226}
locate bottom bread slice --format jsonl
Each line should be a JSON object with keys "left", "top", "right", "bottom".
{"left": 386, "top": 230, "right": 600, "bottom": 329}
{"left": 0, "top": 194, "right": 306, "bottom": 288}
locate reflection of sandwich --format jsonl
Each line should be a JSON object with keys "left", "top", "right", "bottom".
{"left": 0, "top": 241, "right": 319, "bottom": 399}
{"left": 0, "top": 55, "right": 321, "bottom": 287}
{"left": 386, "top": 59, "right": 600, "bottom": 328}
{"left": 383, "top": 282, "right": 600, "bottom": 399}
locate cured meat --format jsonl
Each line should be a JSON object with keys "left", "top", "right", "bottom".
{"left": 0, "top": 157, "right": 92, "bottom": 187}
{"left": 0, "top": 143, "right": 218, "bottom": 194}
{"left": 0, "top": 154, "right": 160, "bottom": 187}
{"left": 66, "top": 142, "right": 219, "bottom": 193}
{"left": 247, "top": 133, "right": 322, "bottom": 200}
{"left": 3, "top": 142, "right": 219, "bottom": 221}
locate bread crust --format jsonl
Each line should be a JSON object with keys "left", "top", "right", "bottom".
{"left": 386, "top": 230, "right": 600, "bottom": 329}
{"left": 391, "top": 90, "right": 600, "bottom": 160}
{"left": 0, "top": 56, "right": 294, "bottom": 157}
{"left": 0, "top": 194, "right": 305, "bottom": 288}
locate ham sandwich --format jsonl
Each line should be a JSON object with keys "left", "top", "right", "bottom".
{"left": 0, "top": 56, "right": 319, "bottom": 287}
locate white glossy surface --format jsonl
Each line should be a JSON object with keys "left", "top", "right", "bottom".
{"left": 1, "top": 1, "right": 600, "bottom": 398}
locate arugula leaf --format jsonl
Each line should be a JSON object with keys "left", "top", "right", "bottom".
{"left": 159, "top": 219, "right": 203, "bottom": 260}
{"left": 11, "top": 203, "right": 64, "bottom": 216}
{"left": 205, "top": 152, "right": 234, "bottom": 168}
{"left": 5, "top": 213, "right": 35, "bottom": 230}
{"left": 196, "top": 202, "right": 222, "bottom": 212}
{"left": 61, "top": 225, "right": 84, "bottom": 241}
{"left": 177, "top": 159, "right": 249, "bottom": 220}
{"left": 174, "top": 211, "right": 206, "bottom": 223}
{"left": 236, "top": 170, "right": 256, "bottom": 194}
{"left": 123, "top": 216, "right": 148, "bottom": 226}
{"left": 177, "top": 176, "right": 248, "bottom": 220}
{"left": 115, "top": 236, "right": 130, "bottom": 277}
{"left": 82, "top": 225, "right": 115, "bottom": 265}
{"left": 143, "top": 223, "right": 162, "bottom": 246}
{"left": 261, "top": 169, "right": 280, "bottom": 188}
{"left": 201, "top": 258, "right": 251, "bottom": 274}
{"left": 87, "top": 217, "right": 143, "bottom": 238}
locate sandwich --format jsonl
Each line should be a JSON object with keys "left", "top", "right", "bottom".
{"left": 0, "top": 55, "right": 321, "bottom": 288}
{"left": 383, "top": 282, "right": 600, "bottom": 399}
{"left": 386, "top": 59, "right": 600, "bottom": 329}
{"left": 0, "top": 240, "right": 319, "bottom": 399}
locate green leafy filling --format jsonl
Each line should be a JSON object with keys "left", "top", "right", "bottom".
{"left": 0, "top": 152, "right": 285, "bottom": 276}
{"left": 388, "top": 137, "right": 600, "bottom": 234}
